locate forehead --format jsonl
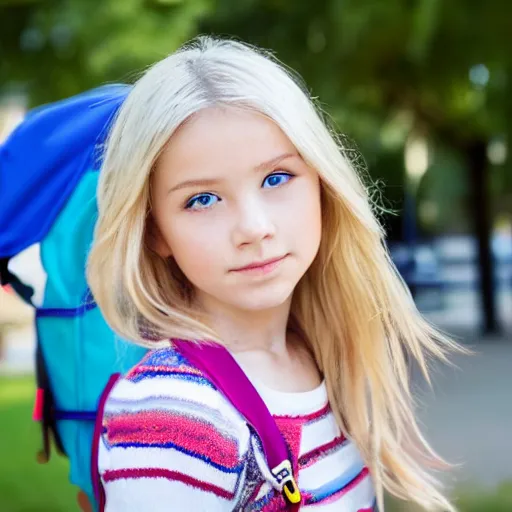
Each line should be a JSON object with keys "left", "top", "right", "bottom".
{"left": 154, "top": 106, "right": 297, "bottom": 183}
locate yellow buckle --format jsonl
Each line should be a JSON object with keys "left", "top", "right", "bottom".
{"left": 271, "top": 460, "right": 301, "bottom": 505}
{"left": 283, "top": 478, "right": 301, "bottom": 504}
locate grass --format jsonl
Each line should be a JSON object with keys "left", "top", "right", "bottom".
{"left": 0, "top": 375, "right": 76, "bottom": 512}
{"left": 454, "top": 482, "right": 512, "bottom": 511}
{"left": 1, "top": 375, "right": 511, "bottom": 511}
{"left": 387, "top": 482, "right": 512, "bottom": 512}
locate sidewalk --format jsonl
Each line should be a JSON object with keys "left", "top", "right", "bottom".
{"left": 414, "top": 330, "right": 512, "bottom": 489}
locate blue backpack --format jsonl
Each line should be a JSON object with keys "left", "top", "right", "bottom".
{"left": 0, "top": 85, "right": 147, "bottom": 507}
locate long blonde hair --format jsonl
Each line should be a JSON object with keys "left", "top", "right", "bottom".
{"left": 87, "top": 36, "right": 461, "bottom": 511}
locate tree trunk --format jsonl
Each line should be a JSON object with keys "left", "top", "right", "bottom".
{"left": 466, "top": 139, "right": 500, "bottom": 334}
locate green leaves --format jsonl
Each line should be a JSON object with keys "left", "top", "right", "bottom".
{"left": 2, "top": 0, "right": 512, "bottom": 223}
{"left": 0, "top": 0, "right": 213, "bottom": 104}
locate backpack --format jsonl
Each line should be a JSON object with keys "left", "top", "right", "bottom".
{"left": 0, "top": 85, "right": 147, "bottom": 506}
{"left": 0, "top": 87, "right": 302, "bottom": 511}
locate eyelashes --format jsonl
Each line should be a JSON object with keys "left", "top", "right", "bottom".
{"left": 262, "top": 172, "right": 293, "bottom": 188}
{"left": 185, "top": 192, "right": 220, "bottom": 210}
{"left": 184, "top": 171, "right": 295, "bottom": 211}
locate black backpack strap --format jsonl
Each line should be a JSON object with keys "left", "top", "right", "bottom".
{"left": 0, "top": 257, "right": 60, "bottom": 461}
{"left": 34, "top": 340, "right": 66, "bottom": 462}
{"left": 0, "top": 256, "right": 34, "bottom": 305}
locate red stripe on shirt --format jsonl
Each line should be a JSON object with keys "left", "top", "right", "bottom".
{"left": 104, "top": 410, "right": 239, "bottom": 468}
{"left": 273, "top": 403, "right": 330, "bottom": 422}
{"left": 103, "top": 467, "right": 236, "bottom": 500}
{"left": 298, "top": 434, "right": 347, "bottom": 469}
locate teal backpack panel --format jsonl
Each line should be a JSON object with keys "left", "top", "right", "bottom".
{"left": 37, "top": 169, "right": 146, "bottom": 503}
{"left": 0, "top": 85, "right": 145, "bottom": 510}
{"left": 40, "top": 170, "right": 98, "bottom": 309}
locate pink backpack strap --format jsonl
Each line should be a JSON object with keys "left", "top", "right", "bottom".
{"left": 173, "top": 339, "right": 302, "bottom": 511}
{"left": 91, "top": 373, "right": 121, "bottom": 511}
{"left": 91, "top": 342, "right": 302, "bottom": 511}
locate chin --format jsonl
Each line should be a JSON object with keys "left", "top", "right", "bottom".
{"left": 230, "top": 283, "right": 295, "bottom": 312}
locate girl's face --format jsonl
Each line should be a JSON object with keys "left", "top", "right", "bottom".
{"left": 151, "top": 107, "right": 322, "bottom": 314}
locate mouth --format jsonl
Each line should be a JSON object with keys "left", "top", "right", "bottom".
{"left": 231, "top": 254, "right": 289, "bottom": 274}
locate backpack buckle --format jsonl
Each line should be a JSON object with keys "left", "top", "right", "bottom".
{"left": 271, "top": 460, "right": 301, "bottom": 505}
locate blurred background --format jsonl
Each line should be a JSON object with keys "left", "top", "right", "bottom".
{"left": 0, "top": 0, "right": 511, "bottom": 510}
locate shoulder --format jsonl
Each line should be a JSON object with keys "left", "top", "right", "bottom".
{"left": 120, "top": 344, "right": 218, "bottom": 396}
{"left": 105, "top": 346, "right": 222, "bottom": 412}
{"left": 101, "top": 345, "right": 250, "bottom": 467}
{"left": 98, "top": 347, "right": 257, "bottom": 509}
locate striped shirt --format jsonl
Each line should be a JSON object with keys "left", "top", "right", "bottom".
{"left": 98, "top": 347, "right": 376, "bottom": 511}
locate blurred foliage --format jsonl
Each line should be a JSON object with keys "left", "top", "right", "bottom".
{"left": 0, "top": 0, "right": 213, "bottom": 103}
{"left": 1, "top": 0, "right": 512, "bottom": 236}
{"left": 197, "top": 0, "right": 512, "bottom": 235}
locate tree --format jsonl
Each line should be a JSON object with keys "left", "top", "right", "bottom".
{"left": 198, "top": 0, "right": 512, "bottom": 334}
{"left": 2, "top": 0, "right": 511, "bottom": 333}
{"left": 0, "top": 0, "right": 212, "bottom": 105}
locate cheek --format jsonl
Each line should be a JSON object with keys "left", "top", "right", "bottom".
{"left": 163, "top": 218, "right": 227, "bottom": 282}
{"left": 284, "top": 178, "right": 322, "bottom": 246}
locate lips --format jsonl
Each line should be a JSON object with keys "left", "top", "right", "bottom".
{"left": 231, "top": 254, "right": 288, "bottom": 272}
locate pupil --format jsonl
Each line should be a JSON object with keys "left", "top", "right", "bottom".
{"left": 200, "top": 196, "right": 209, "bottom": 205}
{"left": 269, "top": 176, "right": 279, "bottom": 186}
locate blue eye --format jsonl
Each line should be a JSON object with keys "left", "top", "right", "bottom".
{"left": 185, "top": 193, "right": 220, "bottom": 210}
{"left": 263, "top": 172, "right": 293, "bottom": 188}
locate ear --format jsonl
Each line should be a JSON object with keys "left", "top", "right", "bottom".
{"left": 146, "top": 216, "right": 172, "bottom": 258}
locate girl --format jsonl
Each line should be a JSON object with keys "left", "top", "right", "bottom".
{"left": 87, "top": 36, "right": 459, "bottom": 511}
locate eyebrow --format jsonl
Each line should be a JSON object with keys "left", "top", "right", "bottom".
{"left": 254, "top": 152, "right": 297, "bottom": 172}
{"left": 168, "top": 178, "right": 221, "bottom": 194}
{"left": 167, "top": 152, "right": 298, "bottom": 194}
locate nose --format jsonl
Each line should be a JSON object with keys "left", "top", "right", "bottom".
{"left": 231, "top": 196, "right": 275, "bottom": 248}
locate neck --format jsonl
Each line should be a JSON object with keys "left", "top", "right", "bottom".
{"left": 197, "top": 293, "right": 292, "bottom": 357}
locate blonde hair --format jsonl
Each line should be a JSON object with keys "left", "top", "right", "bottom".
{"left": 88, "top": 36, "right": 461, "bottom": 511}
